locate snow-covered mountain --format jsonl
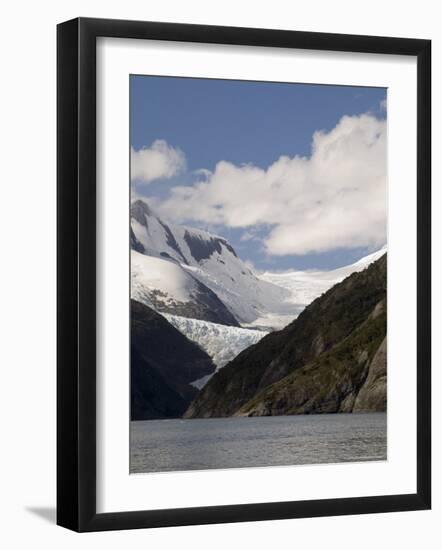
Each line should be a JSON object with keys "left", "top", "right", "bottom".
{"left": 131, "top": 199, "right": 386, "bottom": 331}
{"left": 131, "top": 250, "right": 238, "bottom": 326}
{"left": 259, "top": 245, "right": 388, "bottom": 318}
{"left": 131, "top": 200, "right": 291, "bottom": 325}
{"left": 163, "top": 314, "right": 267, "bottom": 387}
{"left": 131, "top": 200, "right": 241, "bottom": 266}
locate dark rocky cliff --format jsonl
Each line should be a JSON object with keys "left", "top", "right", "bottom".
{"left": 131, "top": 299, "right": 216, "bottom": 420}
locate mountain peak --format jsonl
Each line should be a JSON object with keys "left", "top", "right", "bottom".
{"left": 131, "top": 199, "right": 153, "bottom": 225}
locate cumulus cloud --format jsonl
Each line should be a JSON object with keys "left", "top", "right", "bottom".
{"left": 131, "top": 139, "right": 186, "bottom": 184}
{"left": 157, "top": 114, "right": 387, "bottom": 255}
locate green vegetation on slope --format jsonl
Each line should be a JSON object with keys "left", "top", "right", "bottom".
{"left": 185, "top": 254, "right": 387, "bottom": 418}
{"left": 237, "top": 303, "right": 386, "bottom": 416}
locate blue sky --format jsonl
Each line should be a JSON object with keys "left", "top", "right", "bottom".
{"left": 131, "top": 75, "right": 387, "bottom": 271}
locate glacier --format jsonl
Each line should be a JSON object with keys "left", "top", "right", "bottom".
{"left": 163, "top": 314, "right": 267, "bottom": 388}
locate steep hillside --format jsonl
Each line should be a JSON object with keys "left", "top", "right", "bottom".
{"left": 131, "top": 300, "right": 216, "bottom": 420}
{"left": 236, "top": 302, "right": 386, "bottom": 416}
{"left": 185, "top": 254, "right": 387, "bottom": 418}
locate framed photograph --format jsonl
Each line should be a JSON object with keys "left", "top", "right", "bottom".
{"left": 57, "top": 17, "right": 431, "bottom": 532}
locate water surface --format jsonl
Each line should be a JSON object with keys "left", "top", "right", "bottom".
{"left": 130, "top": 413, "right": 387, "bottom": 474}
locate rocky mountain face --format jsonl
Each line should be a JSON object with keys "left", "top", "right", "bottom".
{"left": 185, "top": 254, "right": 387, "bottom": 418}
{"left": 353, "top": 336, "right": 387, "bottom": 412}
{"left": 131, "top": 299, "right": 216, "bottom": 420}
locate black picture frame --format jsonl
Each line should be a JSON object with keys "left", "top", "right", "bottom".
{"left": 57, "top": 17, "right": 431, "bottom": 532}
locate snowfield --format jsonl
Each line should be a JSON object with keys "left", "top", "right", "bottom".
{"left": 164, "top": 314, "right": 267, "bottom": 387}
{"left": 131, "top": 250, "right": 196, "bottom": 307}
{"left": 131, "top": 250, "right": 239, "bottom": 325}
{"left": 258, "top": 245, "right": 388, "bottom": 322}
{"left": 181, "top": 260, "right": 291, "bottom": 326}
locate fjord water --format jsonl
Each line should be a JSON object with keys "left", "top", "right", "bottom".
{"left": 130, "top": 413, "right": 387, "bottom": 474}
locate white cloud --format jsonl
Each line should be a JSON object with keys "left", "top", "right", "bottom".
{"left": 157, "top": 114, "right": 386, "bottom": 256}
{"left": 193, "top": 168, "right": 212, "bottom": 178}
{"left": 240, "top": 229, "right": 261, "bottom": 242}
{"left": 131, "top": 140, "right": 186, "bottom": 184}
{"left": 380, "top": 98, "right": 387, "bottom": 112}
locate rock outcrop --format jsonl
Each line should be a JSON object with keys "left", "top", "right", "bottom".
{"left": 353, "top": 337, "right": 387, "bottom": 412}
